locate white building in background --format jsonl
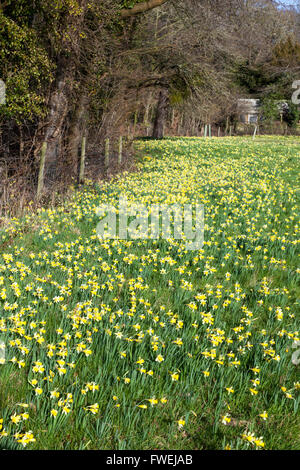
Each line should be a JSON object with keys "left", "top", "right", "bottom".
{"left": 237, "top": 99, "right": 260, "bottom": 124}
{"left": 237, "top": 98, "right": 291, "bottom": 124}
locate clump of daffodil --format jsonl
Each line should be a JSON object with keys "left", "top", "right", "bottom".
{"left": 0, "top": 136, "right": 298, "bottom": 450}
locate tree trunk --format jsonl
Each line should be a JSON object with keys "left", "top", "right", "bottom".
{"left": 152, "top": 89, "right": 168, "bottom": 139}
{"left": 67, "top": 94, "right": 88, "bottom": 179}
{"left": 42, "top": 79, "right": 69, "bottom": 186}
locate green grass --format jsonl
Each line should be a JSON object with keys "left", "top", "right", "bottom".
{"left": 0, "top": 135, "right": 299, "bottom": 450}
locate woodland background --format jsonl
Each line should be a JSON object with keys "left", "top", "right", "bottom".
{"left": 0, "top": 0, "right": 300, "bottom": 213}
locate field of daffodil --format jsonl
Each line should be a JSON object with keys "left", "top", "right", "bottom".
{"left": 0, "top": 136, "right": 299, "bottom": 450}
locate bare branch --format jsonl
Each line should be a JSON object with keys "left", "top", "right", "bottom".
{"left": 121, "top": 0, "right": 168, "bottom": 19}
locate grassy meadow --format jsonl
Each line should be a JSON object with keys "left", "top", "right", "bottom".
{"left": 0, "top": 136, "right": 299, "bottom": 450}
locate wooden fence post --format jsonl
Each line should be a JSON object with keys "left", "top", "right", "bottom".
{"left": 252, "top": 126, "right": 257, "bottom": 140}
{"left": 105, "top": 138, "right": 110, "bottom": 168}
{"left": 118, "top": 136, "right": 123, "bottom": 165}
{"left": 37, "top": 142, "right": 47, "bottom": 200}
{"left": 218, "top": 127, "right": 220, "bottom": 137}
{"left": 79, "top": 136, "right": 86, "bottom": 184}
{"left": 133, "top": 110, "right": 138, "bottom": 136}
{"left": 225, "top": 117, "right": 229, "bottom": 135}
